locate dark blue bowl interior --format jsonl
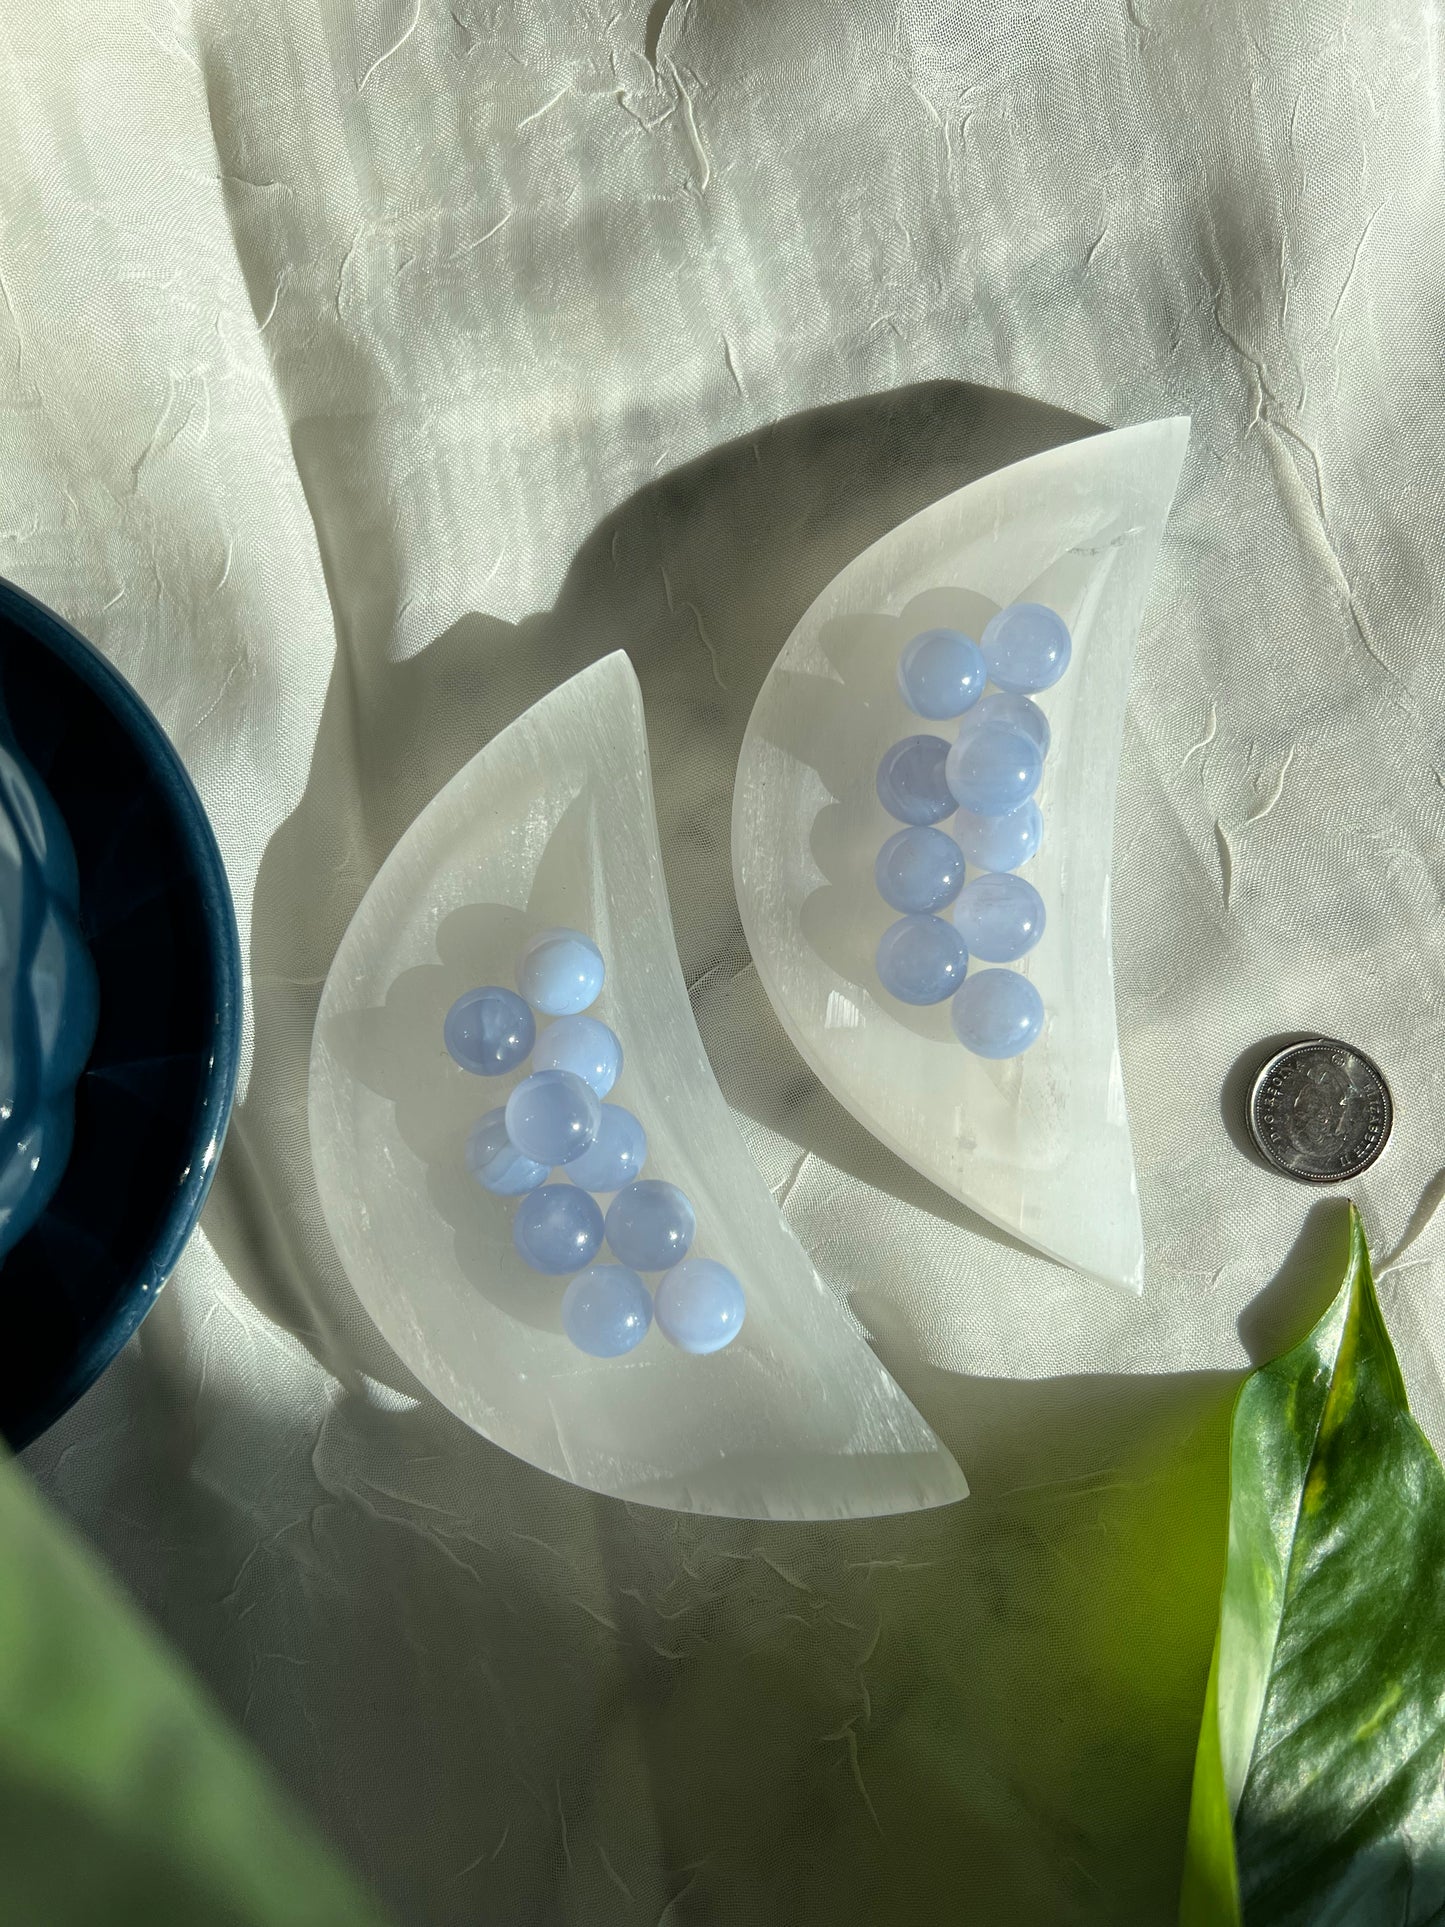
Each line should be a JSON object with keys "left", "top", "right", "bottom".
{"left": 0, "top": 580, "right": 241, "bottom": 1448}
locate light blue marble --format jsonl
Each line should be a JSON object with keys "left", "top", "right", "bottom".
{"left": 968, "top": 690, "right": 1050, "bottom": 758}
{"left": 563, "top": 1104, "right": 648, "bottom": 1192}
{"left": 655, "top": 1258, "right": 746, "bottom": 1355}
{"left": 945, "top": 723, "right": 1041, "bottom": 817}
{"left": 443, "top": 985, "right": 535, "bottom": 1075}
{"left": 465, "top": 1107, "right": 549, "bottom": 1196}
{"left": 981, "top": 603, "right": 1072, "bottom": 693}
{"left": 533, "top": 1014, "right": 623, "bottom": 1098}
{"left": 952, "top": 874, "right": 1046, "bottom": 963}
{"left": 875, "top": 734, "right": 954, "bottom": 826}
{"left": 505, "top": 1068, "right": 600, "bottom": 1166}
{"left": 517, "top": 927, "right": 605, "bottom": 1015}
{"left": 896, "top": 627, "right": 986, "bottom": 720}
{"left": 605, "top": 1179, "right": 696, "bottom": 1271}
{"left": 876, "top": 914, "right": 968, "bottom": 1005}
{"left": 951, "top": 968, "right": 1045, "bottom": 1059}
{"left": 874, "top": 826, "right": 966, "bottom": 914}
{"left": 512, "top": 1183, "right": 605, "bottom": 1273}
{"left": 952, "top": 800, "right": 1043, "bottom": 872}
{"left": 562, "top": 1264, "right": 653, "bottom": 1357}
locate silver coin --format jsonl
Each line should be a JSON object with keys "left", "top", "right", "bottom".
{"left": 1247, "top": 1038, "right": 1393, "bottom": 1184}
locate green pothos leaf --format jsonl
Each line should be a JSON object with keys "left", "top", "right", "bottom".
{"left": 1180, "top": 1204, "right": 1445, "bottom": 1926}
{"left": 0, "top": 1448, "right": 393, "bottom": 1927}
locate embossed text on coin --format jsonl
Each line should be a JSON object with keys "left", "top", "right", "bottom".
{"left": 1247, "top": 1038, "right": 1392, "bottom": 1184}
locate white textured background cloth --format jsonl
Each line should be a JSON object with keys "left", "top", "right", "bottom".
{"left": 9, "top": 2, "right": 1445, "bottom": 1919}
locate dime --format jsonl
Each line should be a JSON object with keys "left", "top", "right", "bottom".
{"left": 1247, "top": 1038, "right": 1392, "bottom": 1184}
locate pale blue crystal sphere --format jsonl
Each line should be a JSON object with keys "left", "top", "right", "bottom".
{"left": 605, "top": 1179, "right": 696, "bottom": 1271}
{"left": 533, "top": 1014, "right": 622, "bottom": 1097}
{"left": 876, "top": 735, "right": 954, "bottom": 826}
{"left": 952, "top": 875, "right": 1046, "bottom": 963}
{"left": 952, "top": 800, "right": 1042, "bottom": 872}
{"left": 896, "top": 627, "right": 986, "bottom": 720}
{"left": 655, "top": 1258, "right": 746, "bottom": 1355}
{"left": 505, "top": 1068, "right": 600, "bottom": 1166}
{"left": 562, "top": 1264, "right": 653, "bottom": 1357}
{"left": 465, "top": 1107, "right": 548, "bottom": 1196}
{"left": 443, "top": 986, "right": 535, "bottom": 1075}
{"left": 969, "top": 690, "right": 1050, "bottom": 758}
{"left": 513, "top": 1184, "right": 605, "bottom": 1273}
{"left": 945, "top": 723, "right": 1041, "bottom": 817}
{"left": 875, "top": 826, "right": 966, "bottom": 914}
{"left": 563, "top": 1104, "right": 648, "bottom": 1192}
{"left": 517, "top": 927, "right": 605, "bottom": 1015}
{"left": 981, "top": 603, "right": 1072, "bottom": 693}
{"left": 951, "top": 969, "right": 1045, "bottom": 1058}
{"left": 875, "top": 914, "right": 968, "bottom": 1005}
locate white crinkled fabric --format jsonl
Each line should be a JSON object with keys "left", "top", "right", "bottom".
{"left": 8, "top": 1, "right": 1443, "bottom": 1919}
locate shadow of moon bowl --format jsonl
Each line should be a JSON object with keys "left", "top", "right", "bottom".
{"left": 0, "top": 578, "right": 241, "bottom": 1448}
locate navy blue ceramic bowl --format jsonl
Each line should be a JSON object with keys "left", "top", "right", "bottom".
{"left": 0, "top": 579, "right": 241, "bottom": 1447}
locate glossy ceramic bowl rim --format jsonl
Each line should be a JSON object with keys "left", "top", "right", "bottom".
{"left": 0, "top": 577, "right": 243, "bottom": 1448}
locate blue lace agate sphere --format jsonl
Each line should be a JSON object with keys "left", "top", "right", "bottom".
{"left": 951, "top": 969, "right": 1045, "bottom": 1059}
{"left": 517, "top": 927, "right": 605, "bottom": 1016}
{"left": 981, "top": 603, "right": 1072, "bottom": 693}
{"left": 969, "top": 690, "right": 1050, "bottom": 758}
{"left": 443, "top": 985, "right": 535, "bottom": 1075}
{"left": 512, "top": 1183, "right": 604, "bottom": 1273}
{"left": 505, "top": 1068, "right": 600, "bottom": 1166}
{"left": 952, "top": 875, "right": 1046, "bottom": 963}
{"left": 896, "top": 628, "right": 986, "bottom": 721}
{"left": 952, "top": 800, "right": 1042, "bottom": 872}
{"left": 562, "top": 1264, "right": 653, "bottom": 1357}
{"left": 563, "top": 1104, "right": 648, "bottom": 1192}
{"left": 874, "top": 826, "right": 966, "bottom": 914}
{"left": 465, "top": 1107, "right": 548, "bottom": 1196}
{"left": 876, "top": 735, "right": 954, "bottom": 826}
{"left": 876, "top": 914, "right": 968, "bottom": 1005}
{"left": 605, "top": 1179, "right": 696, "bottom": 1271}
{"left": 945, "top": 723, "right": 1041, "bottom": 817}
{"left": 655, "top": 1259, "right": 746, "bottom": 1355}
{"left": 533, "top": 1014, "right": 622, "bottom": 1098}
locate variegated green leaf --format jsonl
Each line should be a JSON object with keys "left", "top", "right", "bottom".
{"left": 1181, "top": 1205, "right": 1445, "bottom": 1926}
{"left": 0, "top": 1448, "right": 392, "bottom": 1926}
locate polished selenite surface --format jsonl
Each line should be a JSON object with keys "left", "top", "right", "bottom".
{"left": 309, "top": 651, "right": 965, "bottom": 1517}
{"left": 732, "top": 420, "right": 1190, "bottom": 1292}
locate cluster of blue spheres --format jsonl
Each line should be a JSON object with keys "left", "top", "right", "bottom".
{"left": 874, "top": 603, "right": 1072, "bottom": 1058}
{"left": 443, "top": 929, "right": 746, "bottom": 1359}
